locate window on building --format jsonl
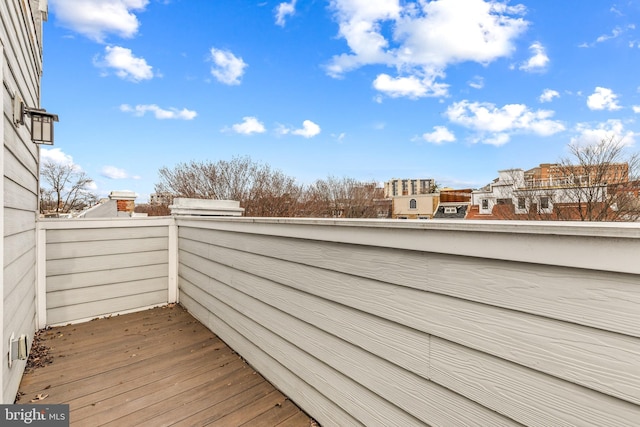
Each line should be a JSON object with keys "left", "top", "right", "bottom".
{"left": 402, "top": 180, "right": 408, "bottom": 195}
{"left": 518, "top": 197, "right": 526, "bottom": 210}
{"left": 481, "top": 199, "right": 489, "bottom": 210}
{"left": 411, "top": 180, "right": 417, "bottom": 195}
{"left": 540, "top": 196, "right": 550, "bottom": 209}
{"left": 444, "top": 206, "right": 457, "bottom": 214}
{"left": 409, "top": 199, "right": 417, "bottom": 209}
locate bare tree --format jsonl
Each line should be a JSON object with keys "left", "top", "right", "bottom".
{"left": 556, "top": 136, "right": 640, "bottom": 221}
{"left": 494, "top": 136, "right": 640, "bottom": 221}
{"left": 302, "top": 176, "right": 382, "bottom": 218}
{"left": 155, "top": 156, "right": 303, "bottom": 217}
{"left": 40, "top": 160, "right": 97, "bottom": 216}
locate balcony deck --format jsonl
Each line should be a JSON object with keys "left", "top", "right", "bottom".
{"left": 16, "top": 305, "right": 314, "bottom": 427}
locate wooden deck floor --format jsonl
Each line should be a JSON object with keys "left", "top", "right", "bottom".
{"left": 17, "top": 305, "right": 315, "bottom": 427}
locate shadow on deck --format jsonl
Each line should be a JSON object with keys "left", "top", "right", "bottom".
{"left": 16, "top": 305, "right": 315, "bottom": 427}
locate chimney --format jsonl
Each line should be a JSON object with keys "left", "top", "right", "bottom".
{"left": 109, "top": 191, "right": 137, "bottom": 216}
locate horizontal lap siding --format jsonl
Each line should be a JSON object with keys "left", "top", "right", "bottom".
{"left": 44, "top": 223, "right": 170, "bottom": 325}
{"left": 2, "top": 0, "right": 42, "bottom": 403}
{"left": 176, "top": 219, "right": 640, "bottom": 427}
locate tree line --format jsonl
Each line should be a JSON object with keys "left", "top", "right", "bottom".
{"left": 39, "top": 137, "right": 640, "bottom": 221}
{"left": 149, "top": 156, "right": 388, "bottom": 218}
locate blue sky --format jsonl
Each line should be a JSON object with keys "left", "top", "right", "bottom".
{"left": 41, "top": 0, "right": 640, "bottom": 201}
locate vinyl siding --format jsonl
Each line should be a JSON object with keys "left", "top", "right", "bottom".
{"left": 1, "top": 0, "right": 43, "bottom": 403}
{"left": 41, "top": 219, "right": 172, "bottom": 325}
{"left": 177, "top": 217, "right": 640, "bottom": 427}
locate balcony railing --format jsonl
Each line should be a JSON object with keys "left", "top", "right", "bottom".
{"left": 37, "top": 216, "right": 640, "bottom": 426}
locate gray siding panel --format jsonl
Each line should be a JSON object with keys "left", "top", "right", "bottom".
{"left": 2, "top": 0, "right": 42, "bottom": 403}
{"left": 176, "top": 219, "right": 640, "bottom": 427}
{"left": 41, "top": 220, "right": 171, "bottom": 325}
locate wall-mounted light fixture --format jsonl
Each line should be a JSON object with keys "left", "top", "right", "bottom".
{"left": 14, "top": 93, "right": 59, "bottom": 145}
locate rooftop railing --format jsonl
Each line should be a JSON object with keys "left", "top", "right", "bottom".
{"left": 37, "top": 216, "right": 640, "bottom": 426}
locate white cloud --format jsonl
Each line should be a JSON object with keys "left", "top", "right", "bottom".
{"left": 120, "top": 104, "right": 197, "bottom": 120}
{"left": 372, "top": 74, "right": 448, "bottom": 98}
{"left": 275, "top": 0, "right": 297, "bottom": 27}
{"left": 596, "top": 27, "right": 623, "bottom": 43}
{"left": 571, "top": 120, "right": 636, "bottom": 147}
{"left": 422, "top": 126, "right": 456, "bottom": 144}
{"left": 209, "top": 48, "right": 247, "bottom": 85}
{"left": 519, "top": 41, "right": 549, "bottom": 72}
{"left": 327, "top": 0, "right": 528, "bottom": 98}
{"left": 292, "top": 120, "right": 321, "bottom": 138}
{"left": 231, "top": 116, "right": 266, "bottom": 135}
{"left": 50, "top": 0, "right": 148, "bottom": 42}
{"left": 101, "top": 165, "right": 140, "bottom": 179}
{"left": 633, "top": 105, "right": 640, "bottom": 113}
{"left": 539, "top": 88, "right": 559, "bottom": 103}
{"left": 95, "top": 46, "right": 153, "bottom": 82}
{"left": 445, "top": 100, "right": 565, "bottom": 144}
{"left": 468, "top": 76, "right": 484, "bottom": 89}
{"left": 333, "top": 132, "right": 346, "bottom": 142}
{"left": 587, "top": 87, "right": 622, "bottom": 111}
{"left": 41, "top": 147, "right": 76, "bottom": 167}
{"left": 483, "top": 133, "right": 511, "bottom": 146}
{"left": 580, "top": 24, "right": 634, "bottom": 48}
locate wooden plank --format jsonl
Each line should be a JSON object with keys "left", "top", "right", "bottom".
{"left": 181, "top": 227, "right": 640, "bottom": 337}
{"left": 47, "top": 277, "right": 167, "bottom": 308}
{"left": 66, "top": 343, "right": 232, "bottom": 410}
{"left": 207, "top": 390, "right": 289, "bottom": 427}
{"left": 275, "top": 411, "right": 315, "bottom": 427}
{"left": 46, "top": 291, "right": 167, "bottom": 325}
{"left": 111, "top": 366, "right": 265, "bottom": 426}
{"left": 430, "top": 337, "right": 640, "bottom": 427}
{"left": 178, "top": 244, "right": 640, "bottom": 405}
{"left": 46, "top": 250, "right": 168, "bottom": 276}
{"left": 19, "top": 310, "right": 217, "bottom": 391}
{"left": 181, "top": 279, "right": 517, "bottom": 427}
{"left": 18, "top": 307, "right": 312, "bottom": 426}
{"left": 46, "top": 236, "right": 168, "bottom": 260}
{"left": 138, "top": 381, "right": 277, "bottom": 427}
{"left": 47, "top": 264, "right": 168, "bottom": 292}
{"left": 73, "top": 359, "right": 254, "bottom": 425}
{"left": 240, "top": 398, "right": 305, "bottom": 426}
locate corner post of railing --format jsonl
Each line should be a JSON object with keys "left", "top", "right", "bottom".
{"left": 36, "top": 223, "right": 47, "bottom": 329}
{"left": 168, "top": 218, "right": 179, "bottom": 304}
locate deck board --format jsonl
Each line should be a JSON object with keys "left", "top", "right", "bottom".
{"left": 17, "top": 305, "right": 315, "bottom": 427}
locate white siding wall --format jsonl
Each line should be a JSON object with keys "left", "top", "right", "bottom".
{"left": 177, "top": 217, "right": 640, "bottom": 427}
{"left": 40, "top": 218, "right": 173, "bottom": 326}
{"left": 1, "top": 0, "right": 44, "bottom": 403}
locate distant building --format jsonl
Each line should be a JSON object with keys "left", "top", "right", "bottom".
{"left": 150, "top": 192, "right": 173, "bottom": 205}
{"left": 383, "top": 178, "right": 438, "bottom": 219}
{"left": 468, "top": 162, "right": 634, "bottom": 220}
{"left": 384, "top": 178, "right": 435, "bottom": 197}
{"left": 433, "top": 189, "right": 472, "bottom": 219}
